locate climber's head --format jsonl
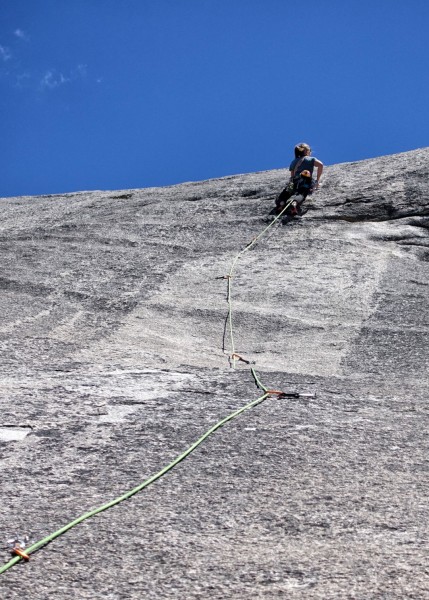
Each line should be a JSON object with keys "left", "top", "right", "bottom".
{"left": 294, "top": 143, "right": 311, "bottom": 158}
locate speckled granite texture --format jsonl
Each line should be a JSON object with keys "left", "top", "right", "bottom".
{"left": 1, "top": 148, "right": 428, "bottom": 598}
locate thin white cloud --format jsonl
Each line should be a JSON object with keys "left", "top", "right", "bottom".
{"left": 2, "top": 47, "right": 93, "bottom": 92}
{"left": 40, "top": 69, "right": 70, "bottom": 90}
{"left": 39, "top": 64, "right": 90, "bottom": 91}
{"left": 0, "top": 45, "right": 12, "bottom": 61}
{"left": 14, "top": 29, "right": 28, "bottom": 40}
{"left": 2, "top": 31, "right": 94, "bottom": 93}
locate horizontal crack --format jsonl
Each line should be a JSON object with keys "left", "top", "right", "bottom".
{"left": 321, "top": 208, "right": 429, "bottom": 223}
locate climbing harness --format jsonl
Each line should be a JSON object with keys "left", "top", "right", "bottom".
{"left": 0, "top": 193, "right": 312, "bottom": 575}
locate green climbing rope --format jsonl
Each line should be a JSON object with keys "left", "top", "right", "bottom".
{"left": 0, "top": 192, "right": 294, "bottom": 575}
{"left": 0, "top": 370, "right": 270, "bottom": 575}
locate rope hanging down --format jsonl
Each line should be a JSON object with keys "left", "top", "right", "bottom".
{"left": 224, "top": 197, "right": 296, "bottom": 368}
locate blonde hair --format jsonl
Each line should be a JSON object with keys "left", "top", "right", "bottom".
{"left": 294, "top": 143, "right": 311, "bottom": 158}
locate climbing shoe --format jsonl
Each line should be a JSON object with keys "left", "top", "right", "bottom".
{"left": 289, "top": 201, "right": 298, "bottom": 216}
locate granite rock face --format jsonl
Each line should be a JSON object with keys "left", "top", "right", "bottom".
{"left": 0, "top": 148, "right": 428, "bottom": 598}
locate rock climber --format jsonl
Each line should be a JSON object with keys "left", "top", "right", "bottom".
{"left": 275, "top": 143, "right": 324, "bottom": 215}
{"left": 290, "top": 143, "right": 323, "bottom": 190}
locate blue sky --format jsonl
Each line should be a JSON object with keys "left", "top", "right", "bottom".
{"left": 1, "top": 0, "right": 428, "bottom": 197}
